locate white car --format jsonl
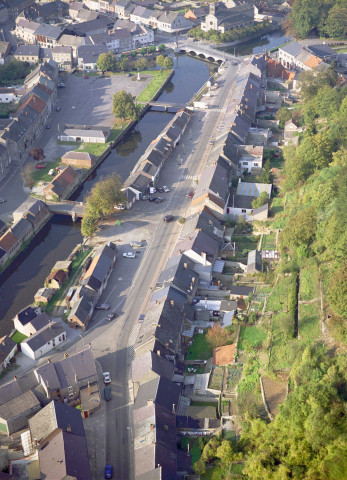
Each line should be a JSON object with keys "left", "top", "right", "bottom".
{"left": 123, "top": 252, "right": 136, "bottom": 259}
{"left": 48, "top": 169, "right": 55, "bottom": 175}
{"left": 163, "top": 186, "right": 170, "bottom": 192}
{"left": 103, "top": 372, "right": 111, "bottom": 384}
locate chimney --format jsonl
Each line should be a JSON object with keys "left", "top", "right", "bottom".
{"left": 14, "top": 375, "right": 17, "bottom": 380}
{"left": 238, "top": 177, "right": 241, "bottom": 183}
{"left": 201, "top": 252, "right": 207, "bottom": 265}
{"left": 178, "top": 249, "right": 182, "bottom": 254}
{"left": 150, "top": 424, "right": 154, "bottom": 430}
{"left": 170, "top": 299, "right": 174, "bottom": 307}
{"left": 155, "top": 299, "right": 159, "bottom": 305}
{"left": 147, "top": 399, "right": 153, "bottom": 406}
{"left": 64, "top": 352, "right": 68, "bottom": 358}
{"left": 66, "top": 424, "right": 71, "bottom": 432}
{"left": 172, "top": 403, "right": 176, "bottom": 414}
{"left": 184, "top": 262, "right": 187, "bottom": 269}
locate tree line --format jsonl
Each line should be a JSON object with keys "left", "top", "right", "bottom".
{"left": 188, "top": 21, "right": 272, "bottom": 44}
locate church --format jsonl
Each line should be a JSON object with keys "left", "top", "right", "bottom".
{"left": 201, "top": 1, "right": 255, "bottom": 34}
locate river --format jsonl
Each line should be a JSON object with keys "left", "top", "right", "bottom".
{"left": 220, "top": 29, "right": 291, "bottom": 56}
{"left": 0, "top": 30, "right": 290, "bottom": 334}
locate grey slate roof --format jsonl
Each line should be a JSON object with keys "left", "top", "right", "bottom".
{"left": 158, "top": 254, "right": 198, "bottom": 294}
{"left": 132, "top": 350, "right": 174, "bottom": 383}
{"left": 29, "top": 400, "right": 86, "bottom": 442}
{"left": 22, "top": 321, "right": 65, "bottom": 352}
{"left": 0, "top": 336, "right": 16, "bottom": 364}
{"left": 77, "top": 44, "right": 108, "bottom": 63}
{"left": 68, "top": 296, "right": 93, "bottom": 325}
{"left": 175, "top": 229, "right": 218, "bottom": 262}
{"left": 28, "top": 312, "right": 51, "bottom": 332}
{"left": 16, "top": 305, "right": 40, "bottom": 326}
{"left": 279, "top": 41, "right": 303, "bottom": 57}
{"left": 15, "top": 44, "right": 40, "bottom": 57}
{"left": 134, "top": 376, "right": 180, "bottom": 412}
{"left": 34, "top": 24, "right": 65, "bottom": 40}
{"left": 247, "top": 249, "right": 262, "bottom": 272}
{"left": 181, "top": 207, "right": 223, "bottom": 244}
{"left": 0, "top": 390, "right": 40, "bottom": 421}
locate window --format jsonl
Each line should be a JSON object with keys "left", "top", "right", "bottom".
{"left": 242, "top": 209, "right": 247, "bottom": 213}
{"left": 68, "top": 386, "right": 73, "bottom": 393}
{"left": 242, "top": 161, "right": 248, "bottom": 165}
{"left": 68, "top": 392, "right": 74, "bottom": 399}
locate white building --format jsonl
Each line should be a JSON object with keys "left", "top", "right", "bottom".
{"left": 15, "top": 19, "right": 40, "bottom": 44}
{"left": 20, "top": 321, "right": 66, "bottom": 360}
{"left": 0, "top": 88, "right": 17, "bottom": 103}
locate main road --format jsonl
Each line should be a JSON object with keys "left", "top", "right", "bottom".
{"left": 100, "top": 59, "right": 240, "bottom": 479}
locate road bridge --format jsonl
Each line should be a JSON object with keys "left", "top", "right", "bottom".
{"left": 45, "top": 200, "right": 84, "bottom": 222}
{"left": 170, "top": 40, "right": 241, "bottom": 64}
{"left": 148, "top": 100, "right": 187, "bottom": 111}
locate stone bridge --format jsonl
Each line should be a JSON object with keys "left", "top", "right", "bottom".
{"left": 172, "top": 41, "right": 239, "bottom": 64}
{"left": 45, "top": 200, "right": 84, "bottom": 222}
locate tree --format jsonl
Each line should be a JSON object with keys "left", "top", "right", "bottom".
{"left": 193, "top": 458, "right": 206, "bottom": 475}
{"left": 156, "top": 55, "right": 165, "bottom": 70}
{"left": 81, "top": 174, "right": 124, "bottom": 237}
{"left": 96, "top": 52, "right": 117, "bottom": 72}
{"left": 134, "top": 58, "right": 147, "bottom": 71}
{"left": 216, "top": 440, "right": 234, "bottom": 466}
{"left": 30, "top": 147, "right": 44, "bottom": 161}
{"left": 163, "top": 56, "right": 173, "bottom": 70}
{"left": 206, "top": 325, "right": 230, "bottom": 348}
{"left": 276, "top": 107, "right": 292, "bottom": 128}
{"left": 139, "top": 47, "right": 147, "bottom": 56}
{"left": 279, "top": 206, "right": 317, "bottom": 251}
{"left": 157, "top": 43, "right": 165, "bottom": 51}
{"left": 113, "top": 90, "right": 137, "bottom": 121}
{"left": 323, "top": 4, "right": 347, "bottom": 38}
{"left": 252, "top": 191, "right": 269, "bottom": 209}
{"left": 21, "top": 163, "right": 35, "bottom": 190}
{"left": 130, "top": 50, "right": 137, "bottom": 57}
{"left": 118, "top": 56, "right": 129, "bottom": 72}
{"left": 148, "top": 45, "right": 156, "bottom": 54}
{"left": 259, "top": 159, "right": 274, "bottom": 184}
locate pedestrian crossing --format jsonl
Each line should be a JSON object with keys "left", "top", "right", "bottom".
{"left": 182, "top": 175, "right": 197, "bottom": 180}
{"left": 126, "top": 323, "right": 141, "bottom": 364}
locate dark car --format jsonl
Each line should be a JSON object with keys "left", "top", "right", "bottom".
{"left": 104, "top": 386, "right": 112, "bottom": 401}
{"left": 149, "top": 196, "right": 157, "bottom": 202}
{"left": 187, "top": 190, "right": 195, "bottom": 199}
{"left": 138, "top": 314, "right": 145, "bottom": 323}
{"left": 163, "top": 215, "right": 174, "bottom": 222}
{"left": 46, "top": 124, "right": 51, "bottom": 129}
{"left": 156, "top": 186, "right": 164, "bottom": 193}
{"left": 105, "top": 464, "right": 113, "bottom": 479}
{"left": 154, "top": 197, "right": 163, "bottom": 203}
{"left": 55, "top": 105, "right": 61, "bottom": 111}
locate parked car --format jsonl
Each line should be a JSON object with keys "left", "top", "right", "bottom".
{"left": 163, "top": 186, "right": 170, "bottom": 192}
{"left": 57, "top": 82, "right": 65, "bottom": 88}
{"left": 130, "top": 241, "right": 143, "bottom": 248}
{"left": 123, "top": 252, "right": 136, "bottom": 259}
{"left": 142, "top": 195, "right": 149, "bottom": 200}
{"left": 0, "top": 198, "right": 6, "bottom": 203}
{"left": 106, "top": 312, "right": 117, "bottom": 321}
{"left": 209, "top": 138, "right": 215, "bottom": 145}
{"left": 104, "top": 386, "right": 111, "bottom": 401}
{"left": 163, "top": 215, "right": 174, "bottom": 222}
{"left": 149, "top": 196, "right": 157, "bottom": 202}
{"left": 35, "top": 164, "right": 46, "bottom": 169}
{"left": 114, "top": 204, "right": 126, "bottom": 210}
{"left": 46, "top": 124, "right": 51, "bottom": 129}
{"left": 55, "top": 105, "right": 61, "bottom": 111}
{"left": 154, "top": 197, "right": 163, "bottom": 203}
{"left": 103, "top": 372, "right": 111, "bottom": 384}
{"left": 138, "top": 314, "right": 145, "bottom": 323}
{"left": 105, "top": 464, "right": 113, "bottom": 479}
{"left": 156, "top": 186, "right": 164, "bottom": 193}
{"left": 96, "top": 304, "right": 110, "bottom": 310}
{"left": 187, "top": 190, "right": 195, "bottom": 199}
{"left": 48, "top": 169, "right": 55, "bottom": 175}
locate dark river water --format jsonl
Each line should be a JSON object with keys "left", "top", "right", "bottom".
{"left": 221, "top": 29, "right": 291, "bottom": 56}
{"left": 0, "top": 30, "right": 290, "bottom": 334}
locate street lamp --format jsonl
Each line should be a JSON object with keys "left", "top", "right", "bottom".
{"left": 127, "top": 427, "right": 133, "bottom": 442}
{"left": 79, "top": 334, "right": 85, "bottom": 347}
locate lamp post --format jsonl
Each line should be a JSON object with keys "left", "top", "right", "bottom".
{"left": 79, "top": 334, "right": 84, "bottom": 347}
{"left": 127, "top": 426, "right": 133, "bottom": 442}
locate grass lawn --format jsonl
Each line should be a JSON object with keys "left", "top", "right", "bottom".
{"left": 108, "top": 119, "right": 131, "bottom": 142}
{"left": 32, "top": 159, "right": 63, "bottom": 185}
{"left": 181, "top": 437, "right": 204, "bottom": 465}
{"left": 201, "top": 465, "right": 224, "bottom": 480}
{"left": 191, "top": 401, "right": 218, "bottom": 407}
{"left": 45, "top": 247, "right": 91, "bottom": 313}
{"left": 299, "top": 264, "right": 320, "bottom": 301}
{"left": 77, "top": 143, "right": 109, "bottom": 156}
{"left": 223, "top": 429, "right": 236, "bottom": 442}
{"left": 186, "top": 333, "right": 213, "bottom": 360}
{"left": 266, "top": 275, "right": 295, "bottom": 313}
{"left": 262, "top": 231, "right": 277, "bottom": 249}
{"left": 136, "top": 69, "right": 171, "bottom": 103}
{"left": 299, "top": 302, "right": 321, "bottom": 344}
{"left": 238, "top": 326, "right": 267, "bottom": 350}
{"left": 11, "top": 331, "right": 27, "bottom": 343}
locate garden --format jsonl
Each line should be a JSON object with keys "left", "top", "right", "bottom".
{"left": 186, "top": 332, "right": 213, "bottom": 360}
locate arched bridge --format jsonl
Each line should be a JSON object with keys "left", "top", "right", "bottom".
{"left": 45, "top": 200, "right": 84, "bottom": 222}
{"left": 173, "top": 41, "right": 239, "bottom": 64}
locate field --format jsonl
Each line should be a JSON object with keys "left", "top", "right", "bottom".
{"left": 266, "top": 275, "right": 295, "bottom": 313}
{"left": 186, "top": 333, "right": 213, "bottom": 360}
{"left": 299, "top": 264, "right": 320, "bottom": 301}
{"left": 136, "top": 69, "right": 171, "bottom": 103}
{"left": 262, "top": 376, "right": 287, "bottom": 416}
{"left": 299, "top": 302, "right": 321, "bottom": 344}
{"left": 32, "top": 159, "right": 63, "bottom": 185}
{"left": 238, "top": 326, "right": 267, "bottom": 351}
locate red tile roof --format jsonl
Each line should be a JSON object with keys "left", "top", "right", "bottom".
{"left": 266, "top": 58, "right": 295, "bottom": 82}
{"left": 17, "top": 94, "right": 46, "bottom": 114}
{"left": 0, "top": 230, "right": 18, "bottom": 251}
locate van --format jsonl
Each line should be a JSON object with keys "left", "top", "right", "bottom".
{"left": 96, "top": 304, "right": 110, "bottom": 311}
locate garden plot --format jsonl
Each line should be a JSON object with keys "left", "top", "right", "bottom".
{"left": 299, "top": 264, "right": 320, "bottom": 301}
{"left": 299, "top": 302, "right": 321, "bottom": 345}
{"left": 208, "top": 366, "right": 224, "bottom": 391}
{"left": 262, "top": 232, "right": 277, "bottom": 250}
{"left": 262, "top": 376, "right": 287, "bottom": 417}
{"left": 225, "top": 364, "right": 243, "bottom": 392}
{"left": 231, "top": 235, "right": 259, "bottom": 256}
{"left": 238, "top": 326, "right": 267, "bottom": 351}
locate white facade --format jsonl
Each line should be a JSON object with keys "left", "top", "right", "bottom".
{"left": 132, "top": 27, "right": 154, "bottom": 48}
{"left": 238, "top": 155, "right": 263, "bottom": 174}
{"left": 20, "top": 323, "right": 66, "bottom": 360}
{"left": 0, "top": 90, "right": 17, "bottom": 103}
{"left": 14, "top": 307, "right": 41, "bottom": 336}
{"left": 83, "top": 0, "right": 101, "bottom": 11}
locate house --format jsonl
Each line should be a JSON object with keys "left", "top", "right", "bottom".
{"left": 0, "top": 389, "right": 40, "bottom": 435}
{"left": 67, "top": 292, "right": 96, "bottom": 330}
{"left": 61, "top": 151, "right": 97, "bottom": 168}
{"left": 43, "top": 166, "right": 80, "bottom": 201}
{"left": 156, "top": 11, "right": 193, "bottom": 33}
{"left": 0, "top": 336, "right": 17, "bottom": 371}
{"left": 132, "top": 350, "right": 175, "bottom": 388}
{"left": 14, "top": 305, "right": 41, "bottom": 335}
{"left": 14, "top": 44, "right": 40, "bottom": 64}
{"left": 25, "top": 0, "right": 68, "bottom": 21}
{"left": 38, "top": 429, "right": 92, "bottom": 480}
{"left": 0, "top": 41, "right": 10, "bottom": 64}
{"left": 235, "top": 145, "right": 263, "bottom": 174}
{"left": 34, "top": 346, "right": 99, "bottom": 411}
{"left": 15, "top": 19, "right": 40, "bottom": 43}
{"left": 226, "top": 181, "right": 272, "bottom": 220}
{"left": 69, "top": 1, "right": 89, "bottom": 20}
{"left": 213, "top": 344, "right": 236, "bottom": 366}
{"left": 246, "top": 127, "right": 271, "bottom": 146}
{"left": 0, "top": 87, "right": 17, "bottom": 103}
{"left": 180, "top": 207, "right": 224, "bottom": 245}
{"left": 34, "top": 24, "right": 65, "bottom": 49}
{"left": 266, "top": 58, "right": 295, "bottom": 82}
{"left": 13, "top": 197, "right": 49, "bottom": 229}
{"left": 158, "top": 254, "right": 199, "bottom": 298}
{"left": 20, "top": 321, "right": 66, "bottom": 360}
{"left": 17, "top": 311, "right": 51, "bottom": 336}
{"left": 284, "top": 118, "right": 303, "bottom": 145}
{"left": 123, "top": 173, "right": 151, "bottom": 199}
{"left": 45, "top": 269, "right": 67, "bottom": 289}
{"left": 184, "top": 6, "right": 209, "bottom": 23}
{"left": 201, "top": 2, "right": 254, "bottom": 33}
{"left": 123, "top": 187, "right": 136, "bottom": 209}
{"left": 58, "top": 124, "right": 110, "bottom": 143}
{"left": 69, "top": 16, "right": 114, "bottom": 36}
{"left": 247, "top": 249, "right": 262, "bottom": 274}
{"left": 34, "top": 288, "right": 54, "bottom": 304}
{"left": 58, "top": 34, "right": 92, "bottom": 59}
{"left": 52, "top": 46, "right": 73, "bottom": 70}
{"left": 82, "top": 243, "right": 116, "bottom": 295}
{"left": 77, "top": 43, "right": 108, "bottom": 69}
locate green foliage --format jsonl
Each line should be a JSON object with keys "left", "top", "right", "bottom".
{"left": 11, "top": 331, "right": 27, "bottom": 343}
{"left": 252, "top": 191, "right": 269, "bottom": 210}
{"left": 148, "top": 45, "right": 156, "bottom": 53}
{"left": 289, "top": 0, "right": 344, "bottom": 38}
{"left": 156, "top": 54, "right": 165, "bottom": 69}
{"left": 241, "top": 346, "right": 347, "bottom": 479}
{"left": 279, "top": 206, "right": 317, "bottom": 252}
{"left": 139, "top": 47, "right": 147, "bottom": 56}
{"left": 81, "top": 174, "right": 124, "bottom": 237}
{"left": 96, "top": 52, "right": 117, "bottom": 72}
{"left": 163, "top": 56, "right": 174, "bottom": 70}
{"left": 327, "top": 263, "right": 347, "bottom": 318}
{"left": 322, "top": 3, "right": 347, "bottom": 38}
{"left": 118, "top": 56, "right": 129, "bottom": 71}
{"left": 112, "top": 90, "right": 137, "bottom": 121}
{"left": 193, "top": 458, "right": 206, "bottom": 475}
{"left": 238, "top": 356, "right": 260, "bottom": 394}
{"left": 276, "top": 106, "right": 292, "bottom": 128}
{"left": 157, "top": 43, "right": 165, "bottom": 51}
{"left": 0, "top": 59, "right": 32, "bottom": 86}
{"left": 188, "top": 21, "right": 272, "bottom": 43}
{"left": 238, "top": 326, "right": 267, "bottom": 351}
{"left": 216, "top": 440, "right": 234, "bottom": 465}
{"left": 134, "top": 57, "right": 147, "bottom": 71}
